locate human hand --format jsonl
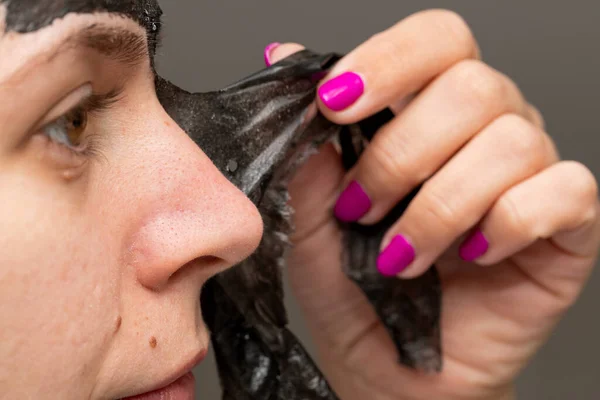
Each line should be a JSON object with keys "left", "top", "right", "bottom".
{"left": 264, "top": 9, "right": 600, "bottom": 400}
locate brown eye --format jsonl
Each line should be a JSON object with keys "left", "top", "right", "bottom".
{"left": 64, "top": 107, "right": 88, "bottom": 146}
{"left": 42, "top": 106, "right": 89, "bottom": 150}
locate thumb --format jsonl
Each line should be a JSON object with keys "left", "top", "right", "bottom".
{"left": 264, "top": 42, "right": 306, "bottom": 67}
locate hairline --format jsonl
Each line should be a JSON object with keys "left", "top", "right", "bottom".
{"left": 0, "top": 0, "right": 162, "bottom": 57}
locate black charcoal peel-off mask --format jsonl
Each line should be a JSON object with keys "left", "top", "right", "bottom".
{"left": 2, "top": 2, "right": 442, "bottom": 398}
{"left": 1, "top": 0, "right": 163, "bottom": 61}
{"left": 1, "top": 0, "right": 162, "bottom": 36}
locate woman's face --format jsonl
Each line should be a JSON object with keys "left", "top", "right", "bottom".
{"left": 0, "top": 5, "right": 263, "bottom": 399}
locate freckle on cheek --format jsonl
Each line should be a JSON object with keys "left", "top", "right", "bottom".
{"left": 149, "top": 336, "right": 157, "bottom": 349}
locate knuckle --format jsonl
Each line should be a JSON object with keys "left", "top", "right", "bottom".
{"left": 419, "top": 183, "right": 464, "bottom": 232}
{"left": 367, "top": 135, "right": 422, "bottom": 187}
{"left": 496, "top": 193, "right": 534, "bottom": 237}
{"left": 543, "top": 134, "right": 561, "bottom": 162}
{"left": 449, "top": 60, "right": 509, "bottom": 110}
{"left": 562, "top": 161, "right": 599, "bottom": 210}
{"left": 493, "top": 114, "right": 547, "bottom": 162}
{"left": 527, "top": 103, "right": 546, "bottom": 130}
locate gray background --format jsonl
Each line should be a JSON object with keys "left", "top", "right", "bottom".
{"left": 154, "top": 1, "right": 600, "bottom": 399}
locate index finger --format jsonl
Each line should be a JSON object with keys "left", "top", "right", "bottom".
{"left": 315, "top": 9, "right": 480, "bottom": 124}
{"left": 264, "top": 42, "right": 306, "bottom": 67}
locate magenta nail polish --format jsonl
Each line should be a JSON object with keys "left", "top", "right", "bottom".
{"left": 334, "top": 181, "right": 372, "bottom": 222}
{"left": 264, "top": 42, "right": 281, "bottom": 67}
{"left": 318, "top": 72, "right": 364, "bottom": 111}
{"left": 459, "top": 230, "right": 489, "bottom": 262}
{"left": 377, "top": 235, "right": 416, "bottom": 277}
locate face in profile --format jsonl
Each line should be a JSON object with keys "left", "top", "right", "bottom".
{"left": 0, "top": 1, "right": 264, "bottom": 398}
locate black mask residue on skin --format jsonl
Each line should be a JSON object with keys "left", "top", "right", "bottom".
{"left": 2, "top": 3, "right": 443, "bottom": 398}
{"left": 0, "top": 0, "right": 162, "bottom": 54}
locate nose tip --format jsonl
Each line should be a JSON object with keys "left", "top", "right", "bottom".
{"left": 213, "top": 193, "right": 265, "bottom": 266}
{"left": 127, "top": 188, "right": 263, "bottom": 290}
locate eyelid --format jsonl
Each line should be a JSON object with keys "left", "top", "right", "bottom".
{"left": 34, "top": 83, "right": 93, "bottom": 131}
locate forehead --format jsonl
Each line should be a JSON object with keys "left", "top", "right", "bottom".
{"left": 1, "top": 0, "right": 161, "bottom": 39}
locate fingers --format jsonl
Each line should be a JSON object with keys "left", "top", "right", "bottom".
{"left": 315, "top": 9, "right": 480, "bottom": 123}
{"left": 287, "top": 143, "right": 347, "bottom": 243}
{"left": 468, "top": 161, "right": 600, "bottom": 264}
{"left": 375, "top": 114, "right": 558, "bottom": 278}
{"left": 334, "top": 59, "right": 529, "bottom": 224}
{"left": 525, "top": 103, "right": 546, "bottom": 130}
{"left": 264, "top": 42, "right": 306, "bottom": 67}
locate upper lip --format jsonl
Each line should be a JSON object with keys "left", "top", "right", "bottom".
{"left": 126, "top": 347, "right": 207, "bottom": 398}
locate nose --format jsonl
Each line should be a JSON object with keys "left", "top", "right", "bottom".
{"left": 121, "top": 104, "right": 264, "bottom": 290}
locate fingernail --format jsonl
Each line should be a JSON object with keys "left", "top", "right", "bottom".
{"left": 318, "top": 72, "right": 364, "bottom": 111}
{"left": 334, "top": 181, "right": 372, "bottom": 222}
{"left": 377, "top": 235, "right": 416, "bottom": 277}
{"left": 459, "top": 230, "right": 489, "bottom": 262}
{"left": 264, "top": 42, "right": 281, "bottom": 67}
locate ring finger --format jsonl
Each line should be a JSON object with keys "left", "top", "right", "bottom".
{"left": 375, "top": 113, "right": 559, "bottom": 278}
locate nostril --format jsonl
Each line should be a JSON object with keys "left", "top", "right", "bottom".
{"left": 193, "top": 256, "right": 222, "bottom": 272}
{"left": 185, "top": 256, "right": 221, "bottom": 266}
{"left": 167, "top": 256, "right": 225, "bottom": 285}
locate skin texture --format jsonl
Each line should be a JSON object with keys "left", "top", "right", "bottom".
{"left": 0, "top": 5, "right": 263, "bottom": 400}
{"left": 0, "top": 2, "right": 599, "bottom": 400}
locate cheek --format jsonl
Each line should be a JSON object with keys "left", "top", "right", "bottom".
{"left": 0, "top": 168, "right": 120, "bottom": 394}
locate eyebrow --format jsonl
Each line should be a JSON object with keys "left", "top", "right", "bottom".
{"left": 63, "top": 24, "right": 155, "bottom": 67}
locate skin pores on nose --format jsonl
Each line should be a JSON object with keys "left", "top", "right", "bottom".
{"left": 126, "top": 209, "right": 216, "bottom": 289}
{"left": 121, "top": 135, "right": 264, "bottom": 290}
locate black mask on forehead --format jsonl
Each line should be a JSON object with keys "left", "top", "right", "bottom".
{"left": 1, "top": 0, "right": 162, "bottom": 53}
{"left": 3, "top": 2, "right": 443, "bottom": 398}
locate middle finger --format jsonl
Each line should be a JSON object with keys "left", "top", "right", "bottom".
{"left": 316, "top": 9, "right": 480, "bottom": 122}
{"left": 333, "top": 59, "right": 528, "bottom": 224}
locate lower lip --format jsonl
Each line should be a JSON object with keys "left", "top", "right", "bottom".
{"left": 123, "top": 371, "right": 196, "bottom": 400}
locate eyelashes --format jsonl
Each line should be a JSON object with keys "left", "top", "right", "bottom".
{"left": 82, "top": 86, "right": 125, "bottom": 115}
{"left": 39, "top": 86, "right": 124, "bottom": 161}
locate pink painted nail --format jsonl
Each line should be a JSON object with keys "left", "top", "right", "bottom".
{"left": 264, "top": 42, "right": 281, "bottom": 67}
{"left": 459, "top": 230, "right": 489, "bottom": 262}
{"left": 334, "top": 181, "right": 372, "bottom": 222}
{"left": 318, "top": 72, "right": 364, "bottom": 111}
{"left": 377, "top": 235, "right": 416, "bottom": 277}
